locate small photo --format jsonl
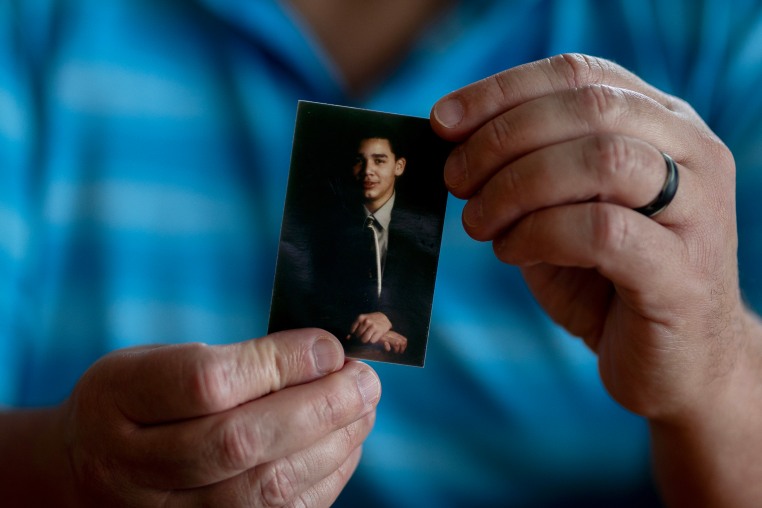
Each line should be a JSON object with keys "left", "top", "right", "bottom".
{"left": 268, "top": 101, "right": 451, "bottom": 367}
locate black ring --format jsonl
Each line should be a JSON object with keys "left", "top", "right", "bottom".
{"left": 634, "top": 152, "right": 679, "bottom": 217}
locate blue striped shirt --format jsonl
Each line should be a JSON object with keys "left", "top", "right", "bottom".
{"left": 4, "top": 1, "right": 762, "bottom": 506}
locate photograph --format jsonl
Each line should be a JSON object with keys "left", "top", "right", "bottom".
{"left": 268, "top": 101, "right": 451, "bottom": 366}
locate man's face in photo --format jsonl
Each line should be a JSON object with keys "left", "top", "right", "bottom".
{"left": 352, "top": 137, "right": 406, "bottom": 212}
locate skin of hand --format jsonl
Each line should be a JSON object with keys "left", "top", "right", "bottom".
{"left": 381, "top": 331, "right": 408, "bottom": 354}
{"left": 1, "top": 329, "right": 380, "bottom": 507}
{"left": 430, "top": 53, "right": 762, "bottom": 506}
{"left": 348, "top": 312, "right": 393, "bottom": 345}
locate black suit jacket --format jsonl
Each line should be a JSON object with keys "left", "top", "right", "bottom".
{"left": 270, "top": 182, "right": 443, "bottom": 366}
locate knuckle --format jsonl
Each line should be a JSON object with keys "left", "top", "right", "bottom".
{"left": 339, "top": 419, "right": 361, "bottom": 450}
{"left": 492, "top": 214, "right": 534, "bottom": 264}
{"left": 216, "top": 418, "right": 259, "bottom": 473}
{"left": 484, "top": 114, "right": 516, "bottom": 161}
{"left": 312, "top": 388, "right": 352, "bottom": 430}
{"left": 259, "top": 457, "right": 301, "bottom": 507}
{"left": 250, "top": 338, "right": 292, "bottom": 394}
{"left": 591, "top": 205, "right": 630, "bottom": 254}
{"left": 574, "top": 84, "right": 625, "bottom": 130}
{"left": 490, "top": 70, "right": 518, "bottom": 104}
{"left": 550, "top": 53, "right": 606, "bottom": 89}
{"left": 586, "top": 134, "right": 635, "bottom": 187}
{"left": 663, "top": 92, "right": 693, "bottom": 115}
{"left": 342, "top": 412, "right": 375, "bottom": 447}
{"left": 185, "top": 344, "right": 233, "bottom": 413}
{"left": 494, "top": 159, "right": 524, "bottom": 201}
{"left": 269, "top": 341, "right": 293, "bottom": 389}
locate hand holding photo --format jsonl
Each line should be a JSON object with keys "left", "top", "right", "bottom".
{"left": 268, "top": 101, "right": 451, "bottom": 366}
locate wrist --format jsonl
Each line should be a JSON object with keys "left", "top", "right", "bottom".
{"left": 648, "top": 307, "right": 762, "bottom": 506}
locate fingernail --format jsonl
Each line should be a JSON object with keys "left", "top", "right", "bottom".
{"left": 313, "top": 337, "right": 342, "bottom": 374}
{"left": 444, "top": 147, "right": 467, "bottom": 189}
{"left": 463, "top": 195, "right": 483, "bottom": 228}
{"left": 434, "top": 97, "right": 464, "bottom": 128}
{"left": 356, "top": 369, "right": 381, "bottom": 406}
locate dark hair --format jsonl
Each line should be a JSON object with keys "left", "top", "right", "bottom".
{"left": 352, "top": 121, "right": 405, "bottom": 159}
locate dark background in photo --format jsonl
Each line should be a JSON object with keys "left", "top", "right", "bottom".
{"left": 268, "top": 101, "right": 452, "bottom": 366}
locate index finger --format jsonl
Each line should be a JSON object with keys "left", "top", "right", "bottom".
{"left": 104, "top": 328, "right": 345, "bottom": 424}
{"left": 430, "top": 53, "right": 682, "bottom": 140}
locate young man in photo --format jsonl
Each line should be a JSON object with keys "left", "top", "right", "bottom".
{"left": 344, "top": 135, "right": 410, "bottom": 356}
{"left": 308, "top": 125, "right": 443, "bottom": 366}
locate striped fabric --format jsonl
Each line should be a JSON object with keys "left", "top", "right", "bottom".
{"left": 4, "top": 1, "right": 762, "bottom": 506}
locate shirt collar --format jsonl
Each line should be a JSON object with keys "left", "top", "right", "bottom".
{"left": 194, "top": 0, "right": 345, "bottom": 99}
{"left": 364, "top": 192, "right": 395, "bottom": 230}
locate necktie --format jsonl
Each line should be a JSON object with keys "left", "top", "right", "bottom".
{"left": 364, "top": 215, "right": 382, "bottom": 299}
